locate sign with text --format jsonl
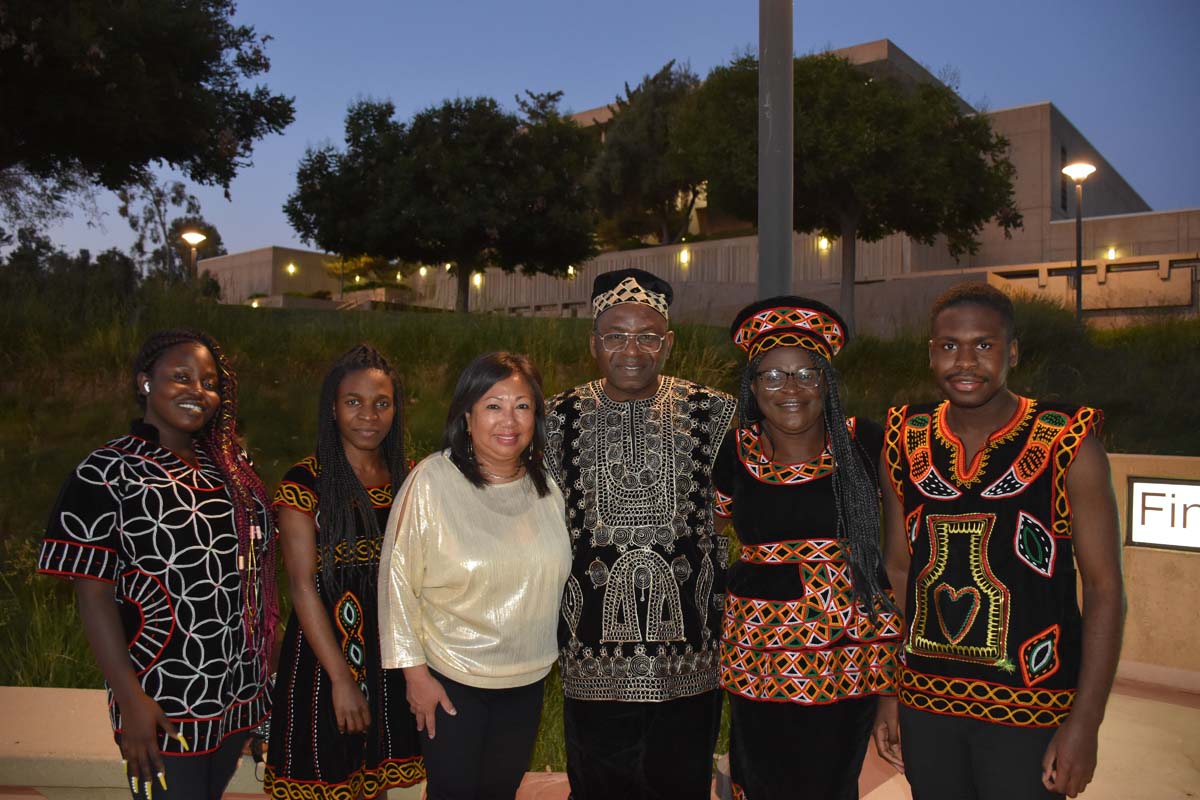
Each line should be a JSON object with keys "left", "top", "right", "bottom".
{"left": 1128, "top": 477, "right": 1200, "bottom": 551}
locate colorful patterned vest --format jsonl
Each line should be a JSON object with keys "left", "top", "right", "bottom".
{"left": 883, "top": 398, "right": 1102, "bottom": 728}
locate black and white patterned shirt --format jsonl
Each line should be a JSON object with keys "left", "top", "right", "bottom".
{"left": 38, "top": 421, "right": 272, "bottom": 754}
{"left": 545, "top": 377, "right": 736, "bottom": 702}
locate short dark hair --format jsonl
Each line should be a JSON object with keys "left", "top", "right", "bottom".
{"left": 443, "top": 352, "right": 551, "bottom": 497}
{"left": 930, "top": 282, "right": 1016, "bottom": 341}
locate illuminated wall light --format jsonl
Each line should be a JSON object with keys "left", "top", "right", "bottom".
{"left": 445, "top": 263, "right": 452, "bottom": 272}
{"left": 250, "top": 299, "right": 260, "bottom": 309}
{"left": 818, "top": 237, "right": 831, "bottom": 252}
{"left": 472, "top": 272, "right": 483, "bottom": 288}
{"left": 419, "top": 266, "right": 428, "bottom": 278}
{"left": 679, "top": 248, "right": 691, "bottom": 266}
{"left": 396, "top": 271, "right": 403, "bottom": 281}
{"left": 567, "top": 265, "right": 575, "bottom": 277}
{"left": 285, "top": 262, "right": 297, "bottom": 276}
{"left": 354, "top": 275, "right": 361, "bottom": 283}
{"left": 1106, "top": 247, "right": 1117, "bottom": 260}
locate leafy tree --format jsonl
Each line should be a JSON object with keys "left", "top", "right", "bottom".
{"left": 0, "top": 228, "right": 140, "bottom": 317}
{"left": 681, "top": 53, "right": 1022, "bottom": 332}
{"left": 118, "top": 178, "right": 200, "bottom": 279}
{"left": 285, "top": 94, "right": 596, "bottom": 312}
{"left": 588, "top": 61, "right": 702, "bottom": 246}
{"left": 0, "top": 0, "right": 294, "bottom": 231}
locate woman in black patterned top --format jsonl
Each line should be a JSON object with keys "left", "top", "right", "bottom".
{"left": 38, "top": 329, "right": 277, "bottom": 800}
{"left": 714, "top": 298, "right": 902, "bottom": 800}
{"left": 264, "top": 344, "right": 424, "bottom": 799}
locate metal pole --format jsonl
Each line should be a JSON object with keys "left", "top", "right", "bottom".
{"left": 1074, "top": 182, "right": 1083, "bottom": 322}
{"left": 191, "top": 246, "right": 198, "bottom": 281}
{"left": 757, "top": 0, "right": 793, "bottom": 299}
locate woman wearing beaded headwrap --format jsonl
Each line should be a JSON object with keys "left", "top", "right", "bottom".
{"left": 38, "top": 329, "right": 277, "bottom": 800}
{"left": 264, "top": 344, "right": 424, "bottom": 799}
{"left": 714, "top": 298, "right": 903, "bottom": 799}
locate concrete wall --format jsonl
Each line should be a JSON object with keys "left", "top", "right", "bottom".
{"left": 201, "top": 246, "right": 341, "bottom": 304}
{"left": 1107, "top": 454, "right": 1200, "bottom": 692}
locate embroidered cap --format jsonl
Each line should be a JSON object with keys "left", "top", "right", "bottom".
{"left": 730, "top": 295, "right": 848, "bottom": 361}
{"left": 591, "top": 269, "right": 672, "bottom": 321}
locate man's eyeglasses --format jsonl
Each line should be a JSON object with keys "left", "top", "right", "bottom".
{"left": 595, "top": 331, "right": 668, "bottom": 354}
{"left": 755, "top": 367, "right": 821, "bottom": 391}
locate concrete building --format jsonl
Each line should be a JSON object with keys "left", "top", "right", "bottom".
{"left": 205, "top": 39, "right": 1198, "bottom": 331}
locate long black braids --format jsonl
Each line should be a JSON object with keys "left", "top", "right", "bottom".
{"left": 736, "top": 348, "right": 897, "bottom": 622}
{"left": 133, "top": 329, "right": 279, "bottom": 671}
{"left": 313, "top": 344, "right": 409, "bottom": 601}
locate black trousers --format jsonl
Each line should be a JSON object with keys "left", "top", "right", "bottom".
{"left": 729, "top": 693, "right": 876, "bottom": 800}
{"left": 124, "top": 731, "right": 249, "bottom": 800}
{"left": 564, "top": 690, "right": 722, "bottom": 800}
{"left": 899, "top": 705, "right": 1063, "bottom": 800}
{"left": 421, "top": 671, "right": 546, "bottom": 800}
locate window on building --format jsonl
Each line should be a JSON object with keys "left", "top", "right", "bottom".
{"left": 1060, "top": 146, "right": 1069, "bottom": 212}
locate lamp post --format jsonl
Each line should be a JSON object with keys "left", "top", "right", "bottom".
{"left": 1061, "top": 162, "right": 1095, "bottom": 322}
{"left": 180, "top": 231, "right": 207, "bottom": 280}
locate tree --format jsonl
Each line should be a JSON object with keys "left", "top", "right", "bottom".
{"left": 0, "top": 0, "right": 294, "bottom": 230}
{"left": 285, "top": 94, "right": 596, "bottom": 312}
{"left": 117, "top": 178, "right": 201, "bottom": 279}
{"left": 681, "top": 53, "right": 1022, "bottom": 332}
{"left": 588, "top": 61, "right": 702, "bottom": 246}
{"left": 0, "top": 228, "right": 140, "bottom": 314}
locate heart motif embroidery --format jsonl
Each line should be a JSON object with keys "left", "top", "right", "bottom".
{"left": 933, "top": 584, "right": 981, "bottom": 645}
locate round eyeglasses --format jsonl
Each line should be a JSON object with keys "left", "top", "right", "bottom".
{"left": 755, "top": 367, "right": 821, "bottom": 391}
{"left": 596, "top": 332, "right": 667, "bottom": 354}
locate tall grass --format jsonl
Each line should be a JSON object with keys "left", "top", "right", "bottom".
{"left": 1, "top": 285, "right": 1196, "bottom": 769}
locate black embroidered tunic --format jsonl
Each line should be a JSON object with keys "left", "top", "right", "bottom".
{"left": 884, "top": 398, "right": 1101, "bottom": 728}
{"left": 264, "top": 457, "right": 424, "bottom": 799}
{"left": 37, "top": 422, "right": 272, "bottom": 755}
{"left": 545, "top": 376, "right": 736, "bottom": 702}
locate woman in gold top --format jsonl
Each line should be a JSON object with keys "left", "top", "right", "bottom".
{"left": 379, "top": 352, "right": 572, "bottom": 800}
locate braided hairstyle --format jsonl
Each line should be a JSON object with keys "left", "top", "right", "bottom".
{"left": 737, "top": 349, "right": 898, "bottom": 622}
{"left": 132, "top": 329, "right": 278, "bottom": 670}
{"left": 314, "top": 344, "right": 409, "bottom": 600}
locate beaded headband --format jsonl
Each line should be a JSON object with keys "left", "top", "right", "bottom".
{"left": 733, "top": 305, "right": 846, "bottom": 361}
{"left": 592, "top": 276, "right": 670, "bottom": 321}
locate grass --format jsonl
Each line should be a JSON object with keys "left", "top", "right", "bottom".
{"left": 1, "top": 284, "right": 1197, "bottom": 770}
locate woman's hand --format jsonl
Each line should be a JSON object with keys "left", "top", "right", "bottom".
{"left": 118, "top": 689, "right": 177, "bottom": 790}
{"left": 331, "top": 679, "right": 371, "bottom": 734}
{"left": 403, "top": 665, "right": 456, "bottom": 739}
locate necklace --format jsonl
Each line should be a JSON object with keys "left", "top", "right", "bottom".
{"left": 480, "top": 463, "right": 524, "bottom": 482}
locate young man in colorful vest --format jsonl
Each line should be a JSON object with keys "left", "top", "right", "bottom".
{"left": 545, "top": 268, "right": 736, "bottom": 799}
{"left": 873, "top": 282, "right": 1124, "bottom": 799}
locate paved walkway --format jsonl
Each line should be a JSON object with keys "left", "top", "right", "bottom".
{"left": 1, "top": 679, "right": 1196, "bottom": 799}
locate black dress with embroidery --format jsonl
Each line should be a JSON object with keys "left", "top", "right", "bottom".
{"left": 712, "top": 419, "right": 903, "bottom": 800}
{"left": 883, "top": 399, "right": 1101, "bottom": 730}
{"left": 264, "top": 457, "right": 424, "bottom": 800}
{"left": 37, "top": 421, "right": 273, "bottom": 756}
{"left": 545, "top": 376, "right": 737, "bottom": 703}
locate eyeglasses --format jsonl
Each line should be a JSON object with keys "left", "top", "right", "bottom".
{"left": 596, "top": 331, "right": 667, "bottom": 354}
{"left": 755, "top": 367, "right": 821, "bottom": 391}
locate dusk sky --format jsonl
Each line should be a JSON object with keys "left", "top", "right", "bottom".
{"left": 51, "top": 0, "right": 1200, "bottom": 257}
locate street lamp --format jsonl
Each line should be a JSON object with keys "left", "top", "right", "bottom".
{"left": 180, "top": 231, "right": 207, "bottom": 280}
{"left": 1061, "top": 162, "right": 1095, "bottom": 321}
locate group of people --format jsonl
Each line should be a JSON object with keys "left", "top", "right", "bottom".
{"left": 39, "top": 268, "right": 1123, "bottom": 800}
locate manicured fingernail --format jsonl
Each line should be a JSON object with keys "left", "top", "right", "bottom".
{"left": 146, "top": 781, "right": 153, "bottom": 800}
{"left": 131, "top": 776, "right": 139, "bottom": 793}
{"left": 158, "top": 772, "right": 167, "bottom": 790}
{"left": 122, "top": 759, "right": 128, "bottom": 774}
{"left": 175, "top": 733, "right": 189, "bottom": 752}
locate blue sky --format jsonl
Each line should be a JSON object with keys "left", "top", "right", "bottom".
{"left": 51, "top": 0, "right": 1200, "bottom": 255}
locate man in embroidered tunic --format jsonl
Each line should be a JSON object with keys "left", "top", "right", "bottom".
{"left": 545, "top": 268, "right": 737, "bottom": 799}
{"left": 873, "top": 283, "right": 1124, "bottom": 800}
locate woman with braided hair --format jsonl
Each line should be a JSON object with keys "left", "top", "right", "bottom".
{"left": 264, "top": 344, "right": 424, "bottom": 799}
{"left": 714, "top": 298, "right": 903, "bottom": 799}
{"left": 38, "top": 329, "right": 277, "bottom": 800}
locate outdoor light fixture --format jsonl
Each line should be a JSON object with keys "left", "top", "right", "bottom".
{"left": 180, "top": 231, "right": 207, "bottom": 280}
{"left": 1106, "top": 247, "right": 1117, "bottom": 260}
{"left": 419, "top": 266, "right": 428, "bottom": 278}
{"left": 250, "top": 299, "right": 259, "bottom": 309}
{"left": 567, "top": 265, "right": 575, "bottom": 277}
{"left": 445, "top": 263, "right": 452, "bottom": 272}
{"left": 818, "top": 237, "right": 830, "bottom": 252}
{"left": 354, "top": 275, "right": 361, "bottom": 283}
{"left": 679, "top": 248, "right": 691, "bottom": 266}
{"left": 285, "top": 262, "right": 297, "bottom": 276}
{"left": 396, "top": 271, "right": 402, "bottom": 281}
{"left": 472, "top": 272, "right": 483, "bottom": 288}
{"left": 1062, "top": 161, "right": 1096, "bottom": 321}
